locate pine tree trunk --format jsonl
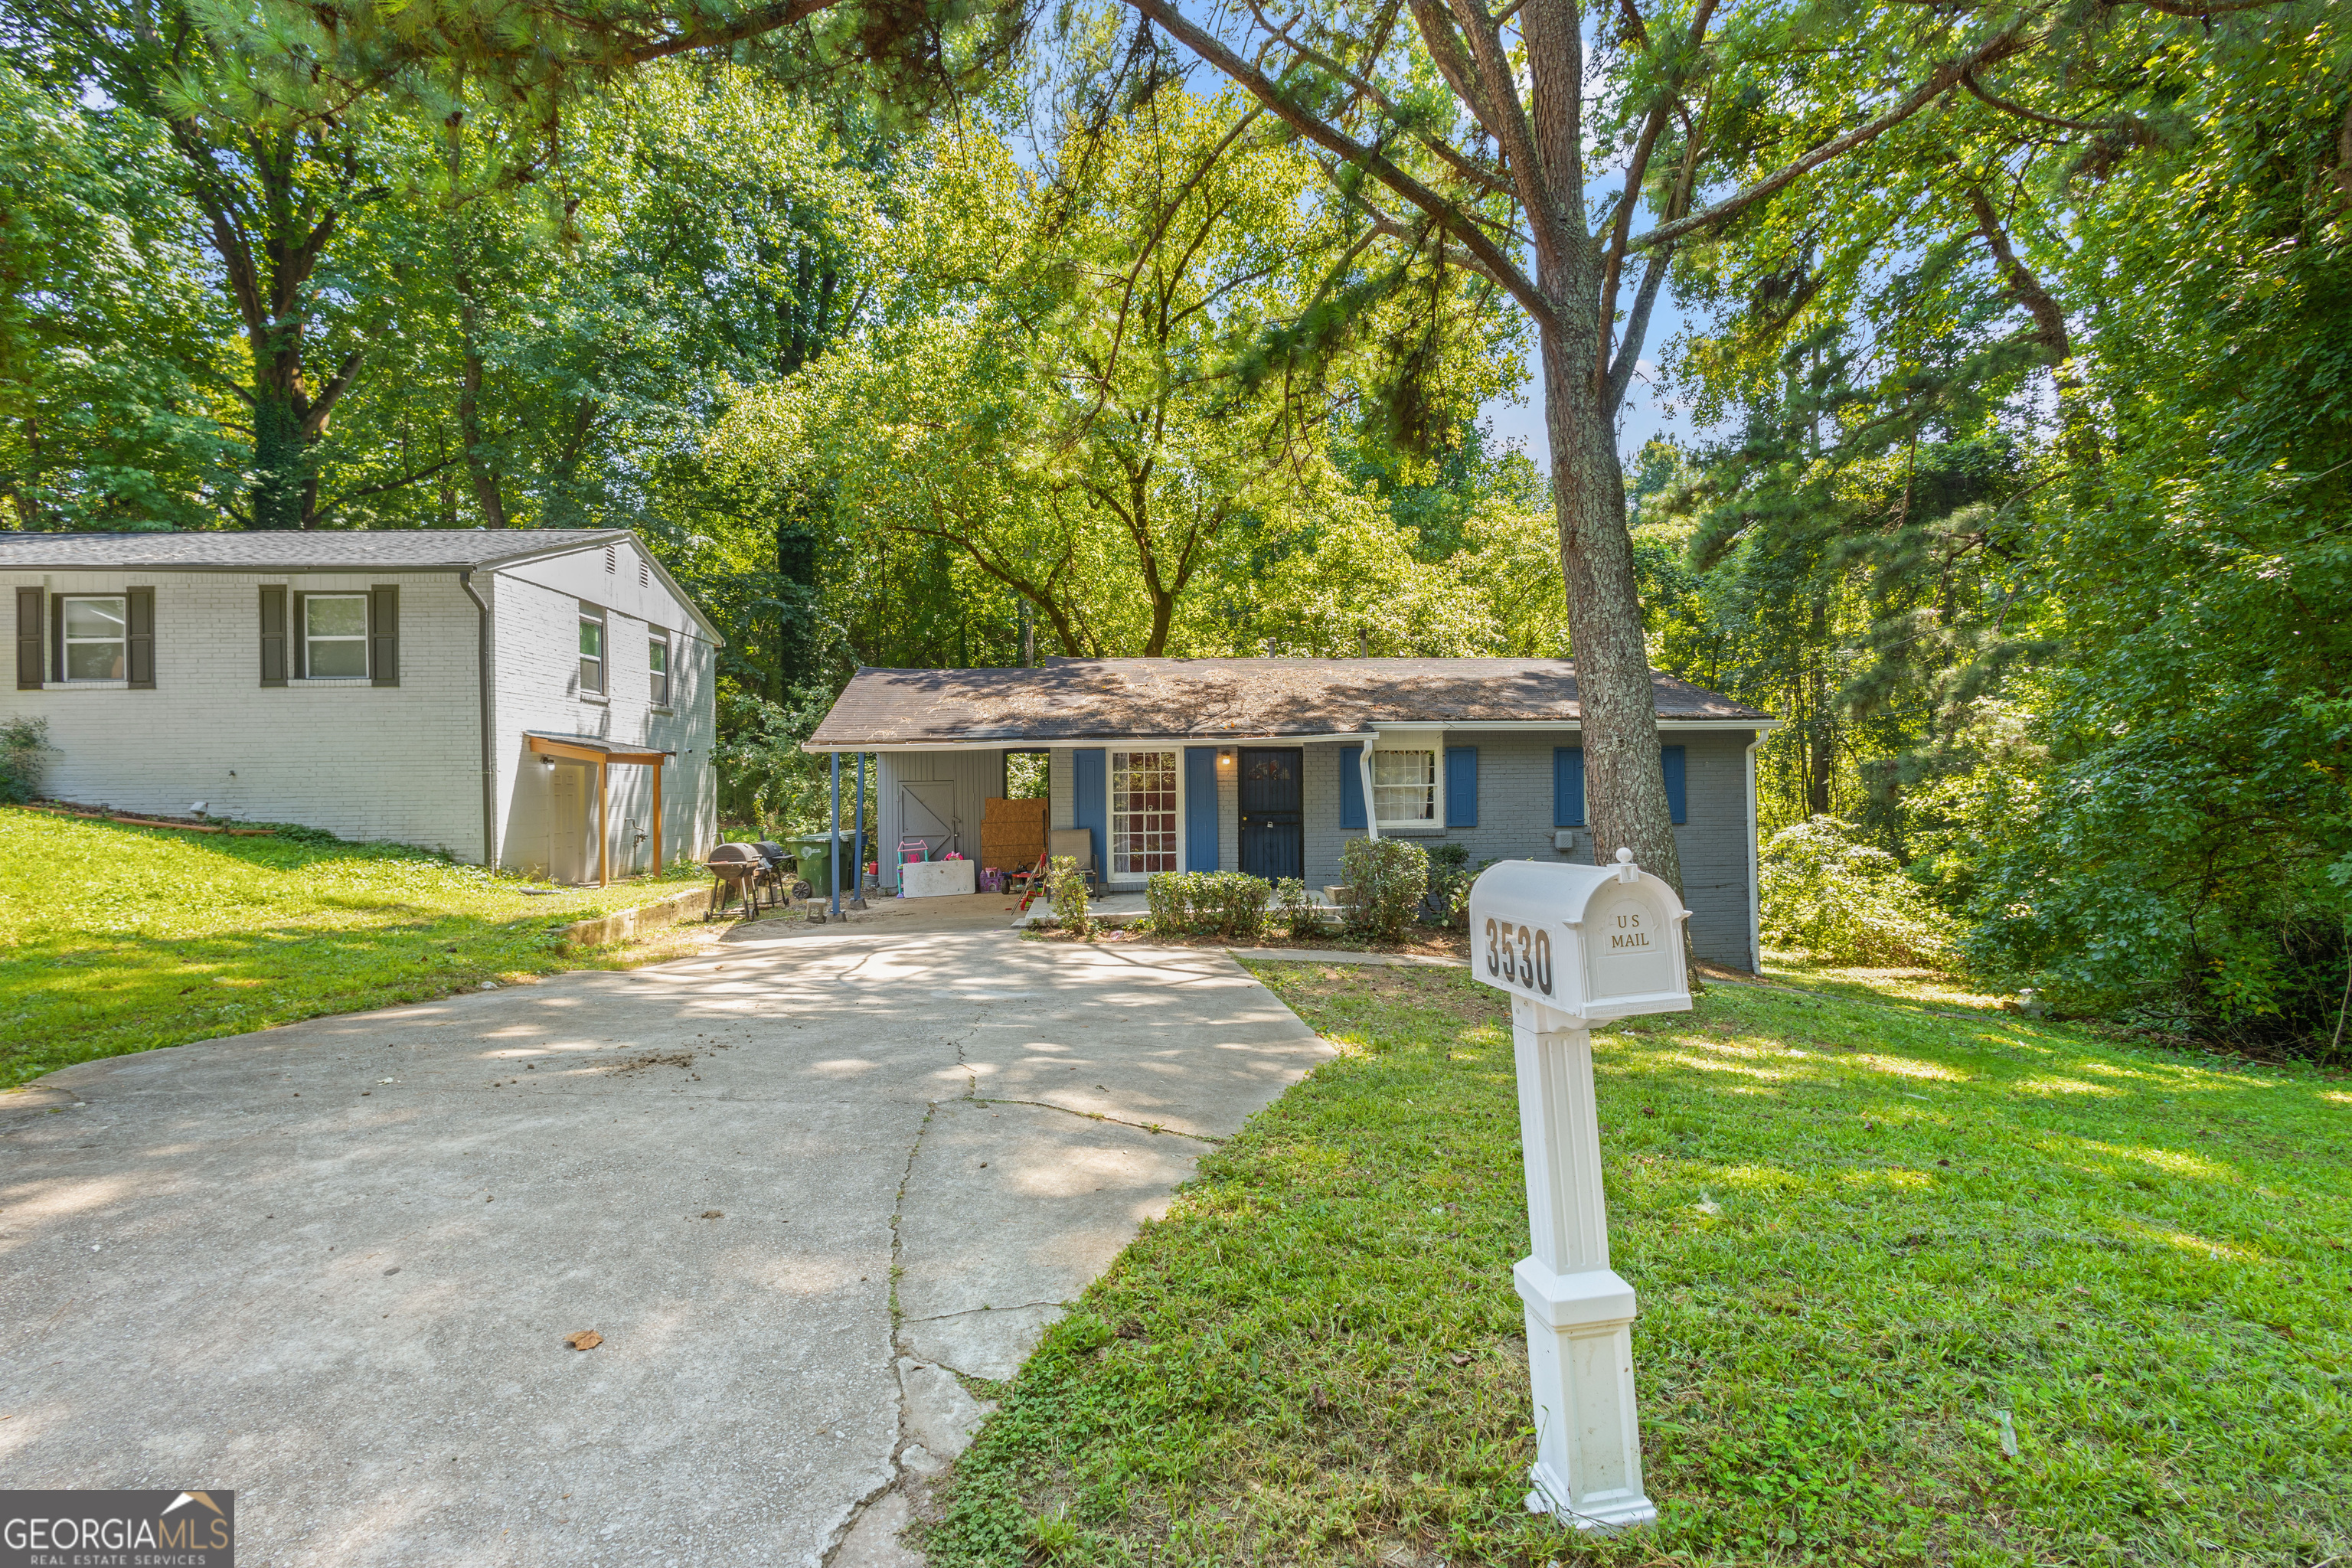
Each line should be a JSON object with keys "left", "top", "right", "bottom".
{"left": 1805, "top": 596, "right": 1833, "bottom": 814}
{"left": 1537, "top": 310, "right": 1684, "bottom": 894}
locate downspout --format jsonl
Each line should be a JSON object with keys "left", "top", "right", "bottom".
{"left": 1744, "top": 730, "right": 1763, "bottom": 974}
{"left": 1357, "top": 730, "right": 1380, "bottom": 842}
{"left": 459, "top": 567, "right": 497, "bottom": 870}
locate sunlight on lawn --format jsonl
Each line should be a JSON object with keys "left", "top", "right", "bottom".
{"left": 929, "top": 962, "right": 2352, "bottom": 1568}
{"left": 0, "top": 810, "right": 699, "bottom": 1085}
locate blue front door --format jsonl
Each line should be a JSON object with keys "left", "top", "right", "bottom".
{"left": 1237, "top": 747, "right": 1303, "bottom": 881}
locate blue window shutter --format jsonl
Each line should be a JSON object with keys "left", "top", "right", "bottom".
{"left": 1445, "top": 746, "right": 1477, "bottom": 827}
{"left": 1184, "top": 746, "right": 1219, "bottom": 871}
{"left": 1073, "top": 748, "right": 1106, "bottom": 872}
{"left": 1553, "top": 746, "right": 1586, "bottom": 826}
{"left": 1338, "top": 743, "right": 1366, "bottom": 829}
{"left": 1661, "top": 744, "right": 1687, "bottom": 825}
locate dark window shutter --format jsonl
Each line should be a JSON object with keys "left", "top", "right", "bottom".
{"left": 1661, "top": 744, "right": 1687, "bottom": 825}
{"left": 291, "top": 592, "right": 306, "bottom": 679}
{"left": 370, "top": 585, "right": 398, "bottom": 687}
{"left": 1338, "top": 743, "right": 1366, "bottom": 829}
{"left": 15, "top": 587, "right": 40, "bottom": 690}
{"left": 260, "top": 586, "right": 287, "bottom": 686}
{"left": 1553, "top": 746, "right": 1586, "bottom": 826}
{"left": 1444, "top": 746, "right": 1477, "bottom": 828}
{"left": 50, "top": 593, "right": 62, "bottom": 682}
{"left": 125, "top": 587, "right": 154, "bottom": 688}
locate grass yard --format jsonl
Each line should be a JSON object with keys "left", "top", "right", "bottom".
{"left": 0, "top": 808, "right": 706, "bottom": 1086}
{"left": 929, "top": 962, "right": 2351, "bottom": 1566}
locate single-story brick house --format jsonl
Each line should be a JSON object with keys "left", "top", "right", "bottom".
{"left": 805, "top": 658, "right": 1776, "bottom": 969}
{"left": 3, "top": 528, "right": 720, "bottom": 880}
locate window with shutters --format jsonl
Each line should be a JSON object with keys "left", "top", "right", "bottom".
{"left": 61, "top": 596, "right": 127, "bottom": 681}
{"left": 302, "top": 593, "right": 368, "bottom": 678}
{"left": 648, "top": 629, "right": 671, "bottom": 707}
{"left": 1370, "top": 746, "right": 1440, "bottom": 827}
{"left": 579, "top": 608, "right": 606, "bottom": 695}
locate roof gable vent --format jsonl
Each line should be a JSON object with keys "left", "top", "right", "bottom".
{"left": 603, "top": 545, "right": 616, "bottom": 573}
{"left": 639, "top": 560, "right": 649, "bottom": 589}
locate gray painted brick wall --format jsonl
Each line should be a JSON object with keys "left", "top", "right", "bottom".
{"left": 1298, "top": 731, "right": 1757, "bottom": 968}
{"left": 887, "top": 730, "right": 1759, "bottom": 965}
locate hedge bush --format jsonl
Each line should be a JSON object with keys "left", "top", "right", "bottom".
{"left": 1338, "top": 837, "right": 1429, "bottom": 941}
{"left": 1050, "top": 855, "right": 1095, "bottom": 939}
{"left": 1272, "top": 877, "right": 1327, "bottom": 940}
{"left": 1145, "top": 871, "right": 1272, "bottom": 939}
{"left": 0, "top": 718, "right": 51, "bottom": 805}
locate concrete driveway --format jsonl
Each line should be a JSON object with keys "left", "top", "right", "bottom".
{"left": 0, "top": 916, "right": 1331, "bottom": 1566}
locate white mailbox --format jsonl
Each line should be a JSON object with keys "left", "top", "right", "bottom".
{"left": 1467, "top": 848, "right": 1691, "bottom": 1533}
{"left": 1468, "top": 848, "right": 1692, "bottom": 1027}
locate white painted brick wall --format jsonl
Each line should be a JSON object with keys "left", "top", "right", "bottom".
{"left": 4, "top": 532, "right": 721, "bottom": 875}
{"left": 490, "top": 560, "right": 717, "bottom": 880}
{"left": 2, "top": 568, "right": 482, "bottom": 854}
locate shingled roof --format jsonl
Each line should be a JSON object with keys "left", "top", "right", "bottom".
{"left": 0, "top": 528, "right": 629, "bottom": 571}
{"left": 806, "top": 658, "right": 1769, "bottom": 750}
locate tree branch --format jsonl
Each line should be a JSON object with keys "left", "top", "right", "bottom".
{"left": 616, "top": 0, "right": 841, "bottom": 64}
{"left": 1246, "top": 0, "right": 1514, "bottom": 196}
{"left": 1964, "top": 185, "right": 2069, "bottom": 367}
{"left": 312, "top": 455, "right": 459, "bottom": 516}
{"left": 1630, "top": 21, "right": 2027, "bottom": 251}
{"left": 1119, "top": 0, "right": 1553, "bottom": 330}
{"left": 299, "top": 351, "right": 366, "bottom": 442}
{"left": 1603, "top": 249, "right": 1671, "bottom": 407}
{"left": 1595, "top": 0, "right": 1717, "bottom": 390}
{"left": 1960, "top": 70, "right": 2150, "bottom": 138}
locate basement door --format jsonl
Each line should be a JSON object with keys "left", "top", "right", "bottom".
{"left": 1237, "top": 748, "right": 1304, "bottom": 882}
{"left": 549, "top": 766, "right": 589, "bottom": 884}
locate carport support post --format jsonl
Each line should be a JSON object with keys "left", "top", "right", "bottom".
{"left": 596, "top": 758, "right": 609, "bottom": 888}
{"left": 851, "top": 753, "right": 867, "bottom": 910}
{"left": 828, "top": 751, "right": 842, "bottom": 920}
{"left": 1510, "top": 995, "right": 1657, "bottom": 1531}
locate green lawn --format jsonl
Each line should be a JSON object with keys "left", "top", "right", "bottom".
{"left": 0, "top": 808, "right": 704, "bottom": 1086}
{"left": 929, "top": 962, "right": 2352, "bottom": 1566}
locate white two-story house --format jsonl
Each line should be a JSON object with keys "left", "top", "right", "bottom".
{"left": 3, "top": 528, "right": 720, "bottom": 882}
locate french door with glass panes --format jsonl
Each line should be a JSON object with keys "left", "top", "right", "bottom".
{"left": 1110, "top": 750, "right": 1180, "bottom": 879}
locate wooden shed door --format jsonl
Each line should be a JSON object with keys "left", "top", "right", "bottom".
{"left": 1237, "top": 748, "right": 1303, "bottom": 881}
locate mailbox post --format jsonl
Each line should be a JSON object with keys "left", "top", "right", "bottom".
{"left": 1467, "top": 848, "right": 1693, "bottom": 1531}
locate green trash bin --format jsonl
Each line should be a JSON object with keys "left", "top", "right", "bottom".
{"left": 787, "top": 831, "right": 853, "bottom": 897}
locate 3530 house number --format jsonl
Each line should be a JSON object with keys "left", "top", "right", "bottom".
{"left": 1484, "top": 917, "right": 1553, "bottom": 995}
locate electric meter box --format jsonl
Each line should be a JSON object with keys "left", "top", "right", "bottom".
{"left": 1467, "top": 850, "right": 1694, "bottom": 1026}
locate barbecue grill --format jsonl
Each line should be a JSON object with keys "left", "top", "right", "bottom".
{"left": 705, "top": 841, "right": 780, "bottom": 917}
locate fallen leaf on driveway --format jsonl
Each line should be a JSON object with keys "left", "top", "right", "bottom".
{"left": 701, "top": 1210, "right": 724, "bottom": 1219}
{"left": 565, "top": 1330, "right": 603, "bottom": 1351}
